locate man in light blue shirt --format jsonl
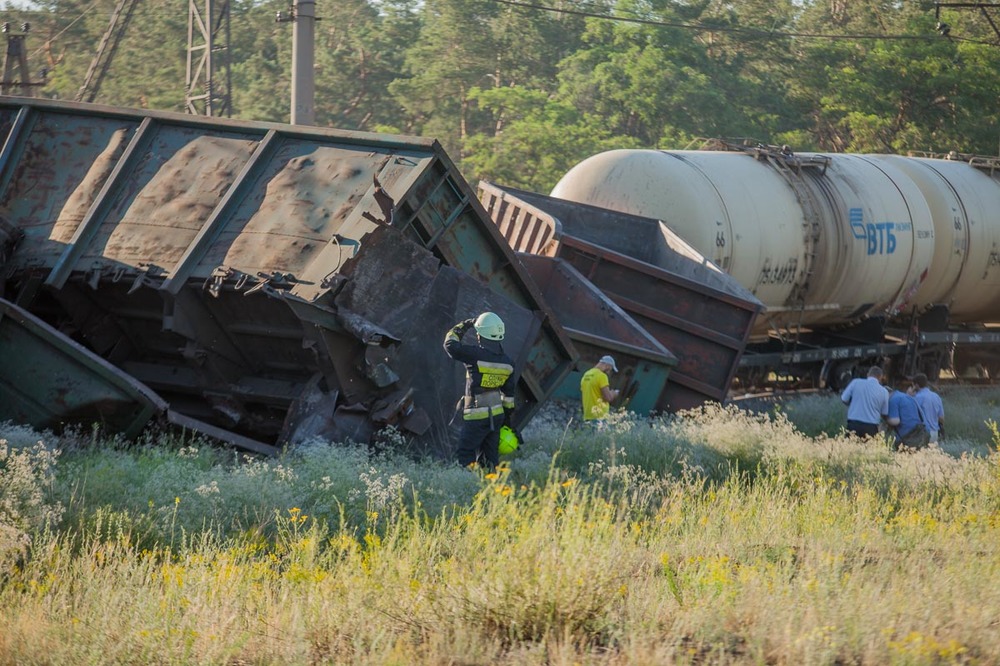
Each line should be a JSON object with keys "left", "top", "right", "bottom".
{"left": 911, "top": 373, "right": 945, "bottom": 443}
{"left": 840, "top": 366, "right": 889, "bottom": 438}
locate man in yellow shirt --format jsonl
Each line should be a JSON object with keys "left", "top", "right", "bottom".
{"left": 580, "top": 355, "right": 619, "bottom": 423}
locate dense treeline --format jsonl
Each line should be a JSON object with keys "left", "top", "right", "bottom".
{"left": 9, "top": 0, "right": 1000, "bottom": 191}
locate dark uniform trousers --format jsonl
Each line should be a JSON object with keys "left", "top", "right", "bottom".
{"left": 456, "top": 418, "right": 500, "bottom": 468}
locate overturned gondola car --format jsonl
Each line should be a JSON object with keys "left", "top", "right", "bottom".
{"left": 477, "top": 181, "right": 762, "bottom": 411}
{"left": 0, "top": 97, "right": 577, "bottom": 455}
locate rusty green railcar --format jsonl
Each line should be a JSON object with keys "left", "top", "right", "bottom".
{"left": 0, "top": 97, "right": 576, "bottom": 454}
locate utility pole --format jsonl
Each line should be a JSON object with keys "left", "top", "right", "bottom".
{"left": 2, "top": 22, "right": 43, "bottom": 97}
{"left": 186, "top": 0, "right": 232, "bottom": 117}
{"left": 278, "top": 0, "right": 316, "bottom": 125}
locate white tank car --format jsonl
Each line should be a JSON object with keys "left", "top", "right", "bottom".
{"left": 550, "top": 148, "right": 1000, "bottom": 333}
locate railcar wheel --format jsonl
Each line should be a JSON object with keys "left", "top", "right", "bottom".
{"left": 823, "top": 361, "right": 858, "bottom": 392}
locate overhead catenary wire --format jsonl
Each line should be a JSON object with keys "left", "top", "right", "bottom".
{"left": 8, "top": 0, "right": 1000, "bottom": 45}
{"left": 489, "top": 0, "right": 1000, "bottom": 45}
{"left": 23, "top": 1, "right": 99, "bottom": 61}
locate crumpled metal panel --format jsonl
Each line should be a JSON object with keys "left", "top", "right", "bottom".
{"left": 516, "top": 254, "right": 677, "bottom": 416}
{"left": 0, "top": 97, "right": 576, "bottom": 453}
{"left": 282, "top": 225, "right": 544, "bottom": 455}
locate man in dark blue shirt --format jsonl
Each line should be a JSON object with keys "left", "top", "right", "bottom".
{"left": 886, "top": 383, "right": 928, "bottom": 450}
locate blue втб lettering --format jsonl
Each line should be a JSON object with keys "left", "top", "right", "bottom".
{"left": 866, "top": 222, "right": 896, "bottom": 255}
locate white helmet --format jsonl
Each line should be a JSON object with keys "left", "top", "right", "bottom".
{"left": 474, "top": 311, "right": 505, "bottom": 341}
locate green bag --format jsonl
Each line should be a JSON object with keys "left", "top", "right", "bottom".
{"left": 898, "top": 423, "right": 930, "bottom": 450}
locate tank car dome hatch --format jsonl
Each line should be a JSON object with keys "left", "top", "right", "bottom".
{"left": 551, "top": 149, "right": 938, "bottom": 334}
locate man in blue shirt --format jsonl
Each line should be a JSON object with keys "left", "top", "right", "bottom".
{"left": 886, "top": 383, "right": 927, "bottom": 450}
{"left": 840, "top": 366, "right": 889, "bottom": 438}
{"left": 911, "top": 373, "right": 945, "bottom": 443}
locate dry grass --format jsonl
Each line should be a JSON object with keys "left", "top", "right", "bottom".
{"left": 1, "top": 389, "right": 999, "bottom": 664}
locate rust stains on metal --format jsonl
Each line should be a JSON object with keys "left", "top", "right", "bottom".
{"left": 0, "top": 97, "right": 576, "bottom": 454}
{"left": 479, "top": 180, "right": 762, "bottom": 411}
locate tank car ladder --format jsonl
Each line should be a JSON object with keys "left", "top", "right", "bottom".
{"left": 764, "top": 148, "right": 828, "bottom": 307}
{"left": 757, "top": 146, "right": 830, "bottom": 365}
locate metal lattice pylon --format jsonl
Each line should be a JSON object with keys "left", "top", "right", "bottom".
{"left": 2, "top": 25, "right": 38, "bottom": 97}
{"left": 186, "top": 0, "right": 231, "bottom": 117}
{"left": 76, "top": 0, "right": 139, "bottom": 103}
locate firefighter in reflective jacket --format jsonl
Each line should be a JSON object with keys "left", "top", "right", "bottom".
{"left": 444, "top": 312, "right": 516, "bottom": 468}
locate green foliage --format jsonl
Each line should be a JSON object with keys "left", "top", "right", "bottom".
{"left": 11, "top": 0, "right": 1000, "bottom": 205}
{"left": 228, "top": 2, "right": 293, "bottom": 122}
{"left": 556, "top": 8, "right": 721, "bottom": 145}
{"left": 805, "top": 16, "right": 968, "bottom": 152}
{"left": 462, "top": 86, "right": 641, "bottom": 192}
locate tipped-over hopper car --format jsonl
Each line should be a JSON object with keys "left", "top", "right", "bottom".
{"left": 0, "top": 97, "right": 577, "bottom": 454}
{"left": 478, "top": 181, "right": 762, "bottom": 411}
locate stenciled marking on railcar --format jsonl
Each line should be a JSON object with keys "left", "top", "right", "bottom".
{"left": 828, "top": 347, "right": 867, "bottom": 359}
{"left": 756, "top": 257, "right": 799, "bottom": 286}
{"left": 848, "top": 207, "right": 906, "bottom": 255}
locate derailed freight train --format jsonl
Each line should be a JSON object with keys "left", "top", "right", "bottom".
{"left": 545, "top": 141, "right": 1000, "bottom": 388}
{"left": 2, "top": 96, "right": 997, "bottom": 454}
{"left": 0, "top": 97, "right": 756, "bottom": 452}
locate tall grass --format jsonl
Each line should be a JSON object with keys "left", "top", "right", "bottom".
{"left": 1, "top": 388, "right": 999, "bottom": 664}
